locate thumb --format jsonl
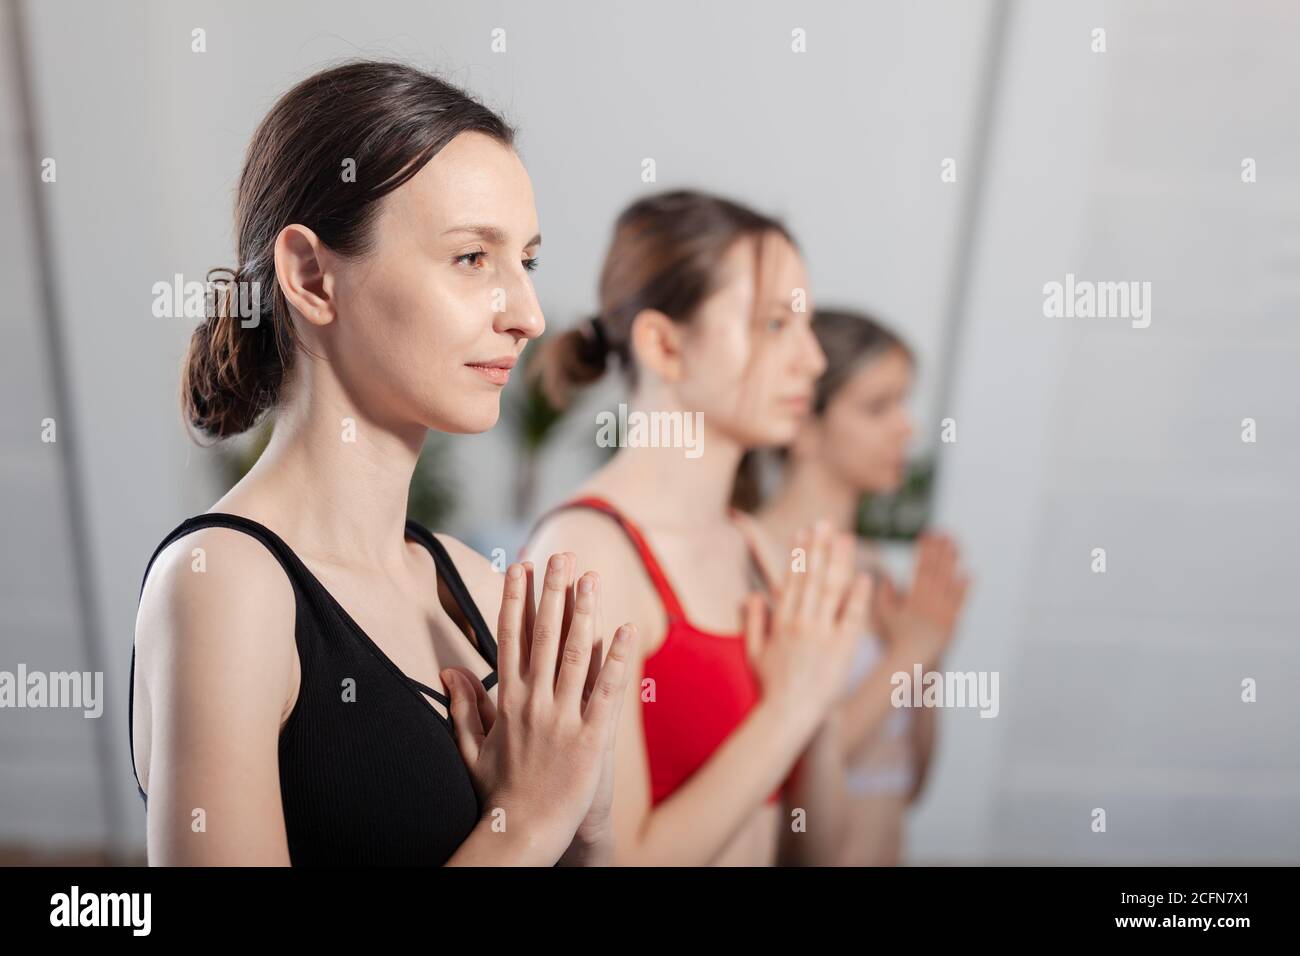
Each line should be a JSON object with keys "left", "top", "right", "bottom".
{"left": 871, "top": 574, "right": 899, "bottom": 638}
{"left": 879, "top": 574, "right": 901, "bottom": 613}
{"left": 442, "top": 669, "right": 486, "bottom": 765}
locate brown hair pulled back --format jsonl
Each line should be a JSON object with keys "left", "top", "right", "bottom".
{"left": 532, "top": 189, "right": 795, "bottom": 410}
{"left": 181, "top": 60, "right": 515, "bottom": 441}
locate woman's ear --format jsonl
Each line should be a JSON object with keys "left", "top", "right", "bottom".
{"left": 274, "top": 224, "right": 335, "bottom": 328}
{"left": 628, "top": 308, "right": 685, "bottom": 382}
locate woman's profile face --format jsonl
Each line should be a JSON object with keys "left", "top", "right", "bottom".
{"left": 322, "top": 131, "right": 545, "bottom": 435}
{"left": 675, "top": 232, "right": 827, "bottom": 449}
{"left": 814, "top": 347, "right": 915, "bottom": 494}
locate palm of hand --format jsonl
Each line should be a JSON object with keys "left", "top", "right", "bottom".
{"left": 874, "top": 533, "right": 970, "bottom": 669}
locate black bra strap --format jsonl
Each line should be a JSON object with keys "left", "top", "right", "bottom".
{"left": 404, "top": 520, "right": 498, "bottom": 671}
{"left": 406, "top": 671, "right": 498, "bottom": 709}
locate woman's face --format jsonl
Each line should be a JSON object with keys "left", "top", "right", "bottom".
{"left": 322, "top": 131, "right": 544, "bottom": 434}
{"left": 811, "top": 347, "right": 914, "bottom": 494}
{"left": 675, "top": 232, "right": 827, "bottom": 448}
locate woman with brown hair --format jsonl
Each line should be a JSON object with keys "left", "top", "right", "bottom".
{"left": 129, "top": 61, "right": 637, "bottom": 866}
{"left": 523, "top": 190, "right": 871, "bottom": 866}
{"left": 752, "top": 308, "right": 970, "bottom": 865}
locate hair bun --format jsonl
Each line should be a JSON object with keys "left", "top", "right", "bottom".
{"left": 579, "top": 315, "right": 609, "bottom": 361}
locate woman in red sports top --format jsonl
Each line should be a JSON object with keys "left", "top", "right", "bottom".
{"left": 524, "top": 191, "right": 871, "bottom": 866}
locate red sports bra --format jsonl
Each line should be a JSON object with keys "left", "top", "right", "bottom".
{"left": 523, "top": 495, "right": 784, "bottom": 807}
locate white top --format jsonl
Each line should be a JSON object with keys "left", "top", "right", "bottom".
{"left": 843, "top": 632, "right": 914, "bottom": 796}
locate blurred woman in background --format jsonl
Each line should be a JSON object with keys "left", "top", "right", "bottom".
{"left": 524, "top": 191, "right": 871, "bottom": 866}
{"left": 749, "top": 308, "right": 970, "bottom": 865}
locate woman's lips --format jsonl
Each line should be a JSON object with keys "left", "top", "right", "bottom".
{"left": 466, "top": 356, "right": 516, "bottom": 386}
{"left": 467, "top": 363, "right": 511, "bottom": 385}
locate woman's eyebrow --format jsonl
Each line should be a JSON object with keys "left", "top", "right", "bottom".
{"left": 442, "top": 224, "right": 542, "bottom": 247}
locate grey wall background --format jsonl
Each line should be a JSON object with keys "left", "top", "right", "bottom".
{"left": 0, "top": 0, "right": 1295, "bottom": 863}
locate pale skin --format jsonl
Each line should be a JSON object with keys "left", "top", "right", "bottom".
{"left": 755, "top": 345, "right": 970, "bottom": 865}
{"left": 132, "top": 131, "right": 638, "bottom": 866}
{"left": 527, "top": 233, "right": 872, "bottom": 866}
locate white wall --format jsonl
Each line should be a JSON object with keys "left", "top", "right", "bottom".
{"left": 5, "top": 0, "right": 1295, "bottom": 862}
{"left": 914, "top": 0, "right": 1300, "bottom": 863}
{"left": 0, "top": 1, "right": 106, "bottom": 850}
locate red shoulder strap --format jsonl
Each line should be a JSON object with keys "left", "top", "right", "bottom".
{"left": 521, "top": 495, "right": 687, "bottom": 623}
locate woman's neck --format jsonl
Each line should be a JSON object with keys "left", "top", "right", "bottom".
{"left": 223, "top": 359, "right": 426, "bottom": 570}
{"left": 757, "top": 457, "right": 861, "bottom": 548}
{"left": 584, "top": 394, "right": 745, "bottom": 529}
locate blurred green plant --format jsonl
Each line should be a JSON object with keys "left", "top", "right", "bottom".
{"left": 857, "top": 454, "right": 936, "bottom": 541}
{"left": 219, "top": 418, "right": 459, "bottom": 530}
{"left": 502, "top": 346, "right": 569, "bottom": 520}
{"left": 219, "top": 419, "right": 272, "bottom": 490}
{"left": 405, "top": 432, "right": 458, "bottom": 530}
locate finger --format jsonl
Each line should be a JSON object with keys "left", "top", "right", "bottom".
{"left": 742, "top": 592, "right": 767, "bottom": 663}
{"left": 777, "top": 526, "right": 812, "bottom": 626}
{"left": 442, "top": 669, "right": 486, "bottom": 764}
{"left": 555, "top": 570, "right": 598, "bottom": 707}
{"left": 494, "top": 563, "right": 526, "bottom": 691}
{"left": 839, "top": 572, "right": 874, "bottom": 644}
{"left": 820, "top": 532, "right": 855, "bottom": 626}
{"left": 583, "top": 572, "right": 605, "bottom": 706}
{"left": 796, "top": 520, "right": 833, "bottom": 621}
{"left": 913, "top": 534, "right": 940, "bottom": 600}
{"left": 554, "top": 554, "right": 578, "bottom": 688}
{"left": 521, "top": 561, "right": 537, "bottom": 676}
{"left": 869, "top": 571, "right": 894, "bottom": 636}
{"left": 453, "top": 665, "right": 498, "bottom": 732}
{"left": 933, "top": 534, "right": 958, "bottom": 584}
{"left": 947, "top": 572, "right": 972, "bottom": 627}
{"left": 561, "top": 553, "right": 577, "bottom": 636}
{"left": 584, "top": 623, "right": 637, "bottom": 727}
{"left": 529, "top": 552, "right": 571, "bottom": 694}
{"left": 878, "top": 573, "right": 901, "bottom": 613}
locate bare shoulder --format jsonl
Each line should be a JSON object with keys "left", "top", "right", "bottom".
{"left": 525, "top": 506, "right": 665, "bottom": 652}
{"left": 135, "top": 525, "right": 298, "bottom": 715}
{"left": 133, "top": 523, "right": 299, "bottom": 801}
{"left": 525, "top": 506, "right": 647, "bottom": 580}
{"left": 133, "top": 523, "right": 299, "bottom": 862}
{"left": 137, "top": 524, "right": 297, "bottom": 653}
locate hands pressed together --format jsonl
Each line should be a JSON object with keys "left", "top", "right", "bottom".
{"left": 443, "top": 552, "right": 635, "bottom": 866}
{"left": 442, "top": 525, "right": 969, "bottom": 866}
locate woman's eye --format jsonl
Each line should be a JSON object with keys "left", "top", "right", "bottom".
{"left": 455, "top": 251, "right": 486, "bottom": 268}
{"left": 523, "top": 257, "right": 540, "bottom": 272}
{"left": 765, "top": 317, "right": 785, "bottom": 332}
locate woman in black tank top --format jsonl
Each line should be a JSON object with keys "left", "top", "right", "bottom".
{"left": 129, "top": 62, "right": 637, "bottom": 866}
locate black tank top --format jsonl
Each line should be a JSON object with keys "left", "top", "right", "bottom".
{"left": 128, "top": 512, "right": 498, "bottom": 866}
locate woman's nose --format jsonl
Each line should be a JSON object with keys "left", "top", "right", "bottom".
{"left": 494, "top": 273, "right": 545, "bottom": 340}
{"left": 802, "top": 324, "right": 827, "bottom": 376}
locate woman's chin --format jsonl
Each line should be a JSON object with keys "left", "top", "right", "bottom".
{"left": 745, "top": 419, "right": 801, "bottom": 449}
{"left": 427, "top": 402, "right": 501, "bottom": 435}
